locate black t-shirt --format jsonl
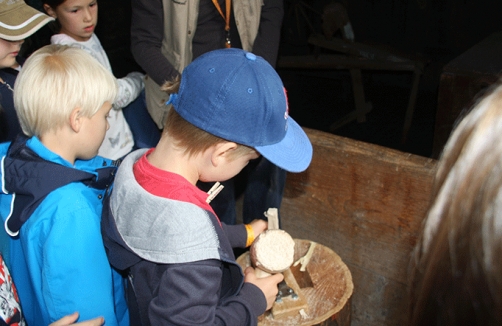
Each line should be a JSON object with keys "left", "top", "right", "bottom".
{"left": 192, "top": 0, "right": 242, "bottom": 61}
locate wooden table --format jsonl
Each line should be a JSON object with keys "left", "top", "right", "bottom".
{"left": 237, "top": 239, "right": 353, "bottom": 326}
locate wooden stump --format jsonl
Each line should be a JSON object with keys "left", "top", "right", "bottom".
{"left": 237, "top": 239, "right": 353, "bottom": 326}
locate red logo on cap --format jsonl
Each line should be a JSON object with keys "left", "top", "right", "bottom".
{"left": 283, "top": 87, "right": 289, "bottom": 120}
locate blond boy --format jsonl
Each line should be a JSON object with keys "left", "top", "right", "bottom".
{"left": 0, "top": 44, "right": 128, "bottom": 325}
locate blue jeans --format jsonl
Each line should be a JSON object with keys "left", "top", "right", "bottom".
{"left": 122, "top": 90, "right": 161, "bottom": 149}
{"left": 197, "top": 157, "right": 287, "bottom": 226}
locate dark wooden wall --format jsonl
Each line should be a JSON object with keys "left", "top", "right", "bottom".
{"left": 282, "top": 0, "right": 502, "bottom": 70}
{"left": 91, "top": 0, "right": 502, "bottom": 160}
{"left": 281, "top": 128, "right": 437, "bottom": 325}
{"left": 25, "top": 0, "right": 502, "bottom": 87}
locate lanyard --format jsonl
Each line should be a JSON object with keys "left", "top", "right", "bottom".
{"left": 211, "top": 0, "right": 231, "bottom": 48}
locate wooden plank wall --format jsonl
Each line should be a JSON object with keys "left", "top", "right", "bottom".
{"left": 280, "top": 128, "right": 437, "bottom": 326}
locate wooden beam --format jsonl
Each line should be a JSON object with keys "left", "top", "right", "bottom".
{"left": 278, "top": 54, "right": 418, "bottom": 71}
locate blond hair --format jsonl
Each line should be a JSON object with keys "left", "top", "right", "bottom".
{"left": 161, "top": 79, "right": 256, "bottom": 159}
{"left": 14, "top": 44, "right": 117, "bottom": 137}
{"left": 409, "top": 82, "right": 502, "bottom": 325}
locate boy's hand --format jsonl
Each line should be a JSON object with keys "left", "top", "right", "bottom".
{"left": 49, "top": 312, "right": 104, "bottom": 326}
{"left": 249, "top": 219, "right": 268, "bottom": 238}
{"left": 243, "top": 266, "right": 284, "bottom": 310}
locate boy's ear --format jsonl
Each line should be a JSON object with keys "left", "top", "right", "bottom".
{"left": 43, "top": 4, "right": 56, "bottom": 18}
{"left": 69, "top": 107, "right": 82, "bottom": 133}
{"left": 211, "top": 142, "right": 237, "bottom": 166}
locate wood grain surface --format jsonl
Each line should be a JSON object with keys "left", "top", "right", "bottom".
{"left": 278, "top": 128, "right": 437, "bottom": 325}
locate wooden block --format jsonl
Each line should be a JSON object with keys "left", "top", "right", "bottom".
{"left": 271, "top": 268, "right": 309, "bottom": 319}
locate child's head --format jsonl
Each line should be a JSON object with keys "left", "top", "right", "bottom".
{"left": 0, "top": 37, "right": 23, "bottom": 69}
{"left": 14, "top": 44, "right": 117, "bottom": 138}
{"left": 163, "top": 48, "right": 313, "bottom": 173}
{"left": 43, "top": 0, "right": 97, "bottom": 42}
{"left": 0, "top": 0, "right": 53, "bottom": 68}
{"left": 409, "top": 82, "right": 502, "bottom": 325}
{"left": 163, "top": 108, "right": 257, "bottom": 160}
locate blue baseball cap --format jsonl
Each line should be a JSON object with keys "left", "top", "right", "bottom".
{"left": 167, "top": 48, "right": 313, "bottom": 173}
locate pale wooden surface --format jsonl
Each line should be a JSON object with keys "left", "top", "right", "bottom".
{"left": 278, "top": 128, "right": 437, "bottom": 326}
{"left": 237, "top": 239, "right": 353, "bottom": 326}
{"left": 270, "top": 267, "right": 309, "bottom": 319}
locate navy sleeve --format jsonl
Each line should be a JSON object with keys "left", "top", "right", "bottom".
{"left": 149, "top": 260, "right": 266, "bottom": 325}
{"left": 130, "top": 0, "right": 179, "bottom": 84}
{"left": 222, "top": 223, "right": 247, "bottom": 248}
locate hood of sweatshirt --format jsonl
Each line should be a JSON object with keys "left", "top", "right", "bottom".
{"left": 101, "top": 149, "right": 239, "bottom": 272}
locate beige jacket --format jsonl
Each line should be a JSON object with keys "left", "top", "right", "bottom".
{"left": 145, "top": 0, "right": 264, "bottom": 128}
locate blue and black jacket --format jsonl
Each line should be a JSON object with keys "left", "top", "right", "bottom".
{"left": 0, "top": 135, "right": 128, "bottom": 325}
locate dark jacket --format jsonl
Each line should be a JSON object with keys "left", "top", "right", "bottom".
{"left": 101, "top": 149, "right": 266, "bottom": 326}
{"left": 0, "top": 58, "right": 23, "bottom": 143}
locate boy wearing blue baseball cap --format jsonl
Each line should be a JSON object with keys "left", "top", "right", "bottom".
{"left": 101, "top": 48, "right": 313, "bottom": 325}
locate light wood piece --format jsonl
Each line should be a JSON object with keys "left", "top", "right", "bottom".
{"left": 271, "top": 267, "right": 309, "bottom": 319}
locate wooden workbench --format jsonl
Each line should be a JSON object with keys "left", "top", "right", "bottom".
{"left": 277, "top": 128, "right": 436, "bottom": 325}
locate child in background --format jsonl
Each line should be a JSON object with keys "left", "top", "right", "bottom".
{"left": 101, "top": 48, "right": 313, "bottom": 325}
{"left": 0, "top": 0, "right": 53, "bottom": 143}
{"left": 0, "top": 45, "right": 128, "bottom": 325}
{"left": 409, "top": 81, "right": 502, "bottom": 325}
{"left": 42, "top": 0, "right": 160, "bottom": 160}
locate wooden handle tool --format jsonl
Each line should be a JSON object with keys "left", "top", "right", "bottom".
{"left": 250, "top": 208, "right": 295, "bottom": 278}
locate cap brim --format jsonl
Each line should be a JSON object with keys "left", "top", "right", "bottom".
{"left": 255, "top": 118, "right": 313, "bottom": 173}
{"left": 0, "top": 4, "right": 53, "bottom": 41}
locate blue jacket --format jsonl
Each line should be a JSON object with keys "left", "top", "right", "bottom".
{"left": 0, "top": 136, "right": 129, "bottom": 325}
